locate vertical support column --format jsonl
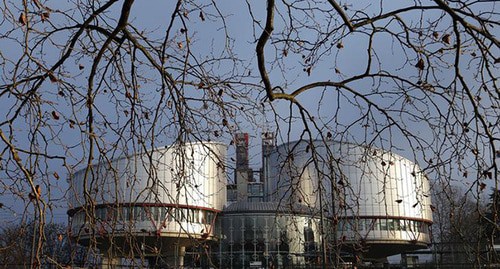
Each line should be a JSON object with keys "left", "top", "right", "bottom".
{"left": 253, "top": 217, "right": 258, "bottom": 262}
{"left": 241, "top": 216, "right": 246, "bottom": 268}
{"left": 229, "top": 217, "right": 234, "bottom": 269}
{"left": 178, "top": 246, "right": 186, "bottom": 268}
{"left": 401, "top": 253, "right": 407, "bottom": 269}
{"left": 219, "top": 229, "right": 223, "bottom": 268}
{"left": 264, "top": 218, "right": 270, "bottom": 268}
{"left": 261, "top": 132, "right": 275, "bottom": 201}
{"left": 276, "top": 223, "right": 282, "bottom": 268}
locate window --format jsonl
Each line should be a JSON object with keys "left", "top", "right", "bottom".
{"left": 178, "top": 208, "right": 187, "bottom": 222}
{"left": 379, "top": 219, "right": 387, "bottom": 230}
{"left": 393, "top": 220, "right": 401, "bottom": 231}
{"left": 133, "top": 207, "right": 145, "bottom": 221}
{"left": 400, "top": 220, "right": 408, "bottom": 231}
{"left": 122, "top": 207, "right": 130, "bottom": 221}
{"left": 144, "top": 207, "right": 158, "bottom": 222}
{"left": 96, "top": 208, "right": 105, "bottom": 220}
{"left": 106, "top": 207, "right": 115, "bottom": 221}
{"left": 175, "top": 208, "right": 182, "bottom": 221}
{"left": 387, "top": 220, "right": 395, "bottom": 230}
{"left": 418, "top": 222, "right": 427, "bottom": 233}
{"left": 207, "top": 212, "right": 214, "bottom": 224}
{"left": 187, "top": 209, "right": 196, "bottom": 222}
{"left": 157, "top": 207, "right": 163, "bottom": 222}
{"left": 201, "top": 210, "right": 207, "bottom": 224}
{"left": 359, "top": 219, "right": 369, "bottom": 231}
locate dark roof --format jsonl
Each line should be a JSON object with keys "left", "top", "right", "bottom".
{"left": 223, "top": 201, "right": 317, "bottom": 216}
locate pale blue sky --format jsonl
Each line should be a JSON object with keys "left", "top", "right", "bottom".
{"left": 0, "top": 0, "right": 497, "bottom": 227}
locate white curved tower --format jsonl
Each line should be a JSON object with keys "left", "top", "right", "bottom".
{"left": 267, "top": 140, "right": 433, "bottom": 258}
{"left": 67, "top": 142, "right": 227, "bottom": 265}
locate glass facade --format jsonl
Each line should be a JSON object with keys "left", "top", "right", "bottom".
{"left": 247, "top": 182, "right": 264, "bottom": 202}
{"left": 70, "top": 205, "right": 217, "bottom": 230}
{"left": 336, "top": 217, "right": 432, "bottom": 247}
{"left": 216, "top": 210, "right": 323, "bottom": 269}
{"left": 338, "top": 218, "right": 429, "bottom": 233}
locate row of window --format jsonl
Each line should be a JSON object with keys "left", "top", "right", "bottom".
{"left": 71, "top": 206, "right": 216, "bottom": 225}
{"left": 338, "top": 218, "right": 428, "bottom": 233}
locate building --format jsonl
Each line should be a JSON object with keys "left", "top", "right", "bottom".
{"left": 266, "top": 140, "right": 433, "bottom": 262}
{"left": 67, "top": 134, "right": 433, "bottom": 268}
{"left": 67, "top": 142, "right": 227, "bottom": 267}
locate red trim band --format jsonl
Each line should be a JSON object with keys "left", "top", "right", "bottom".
{"left": 67, "top": 202, "right": 222, "bottom": 216}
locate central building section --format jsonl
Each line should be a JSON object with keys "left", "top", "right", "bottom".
{"left": 218, "top": 135, "right": 433, "bottom": 267}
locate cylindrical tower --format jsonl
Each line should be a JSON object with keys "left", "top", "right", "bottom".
{"left": 267, "top": 140, "right": 433, "bottom": 259}
{"left": 67, "top": 142, "right": 227, "bottom": 265}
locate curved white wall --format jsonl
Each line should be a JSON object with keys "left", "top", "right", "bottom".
{"left": 68, "top": 142, "right": 227, "bottom": 241}
{"left": 267, "top": 140, "right": 432, "bottom": 255}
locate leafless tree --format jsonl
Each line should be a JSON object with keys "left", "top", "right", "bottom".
{"left": 0, "top": 222, "right": 86, "bottom": 268}
{"left": 0, "top": 0, "right": 498, "bottom": 268}
{"left": 432, "top": 184, "right": 488, "bottom": 267}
